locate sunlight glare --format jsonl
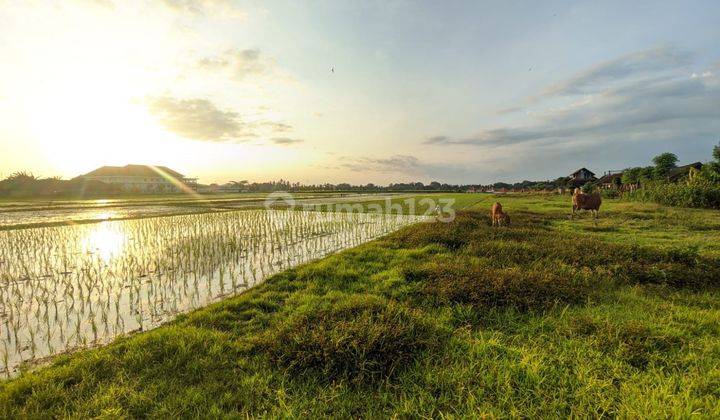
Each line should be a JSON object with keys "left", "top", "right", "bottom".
{"left": 83, "top": 223, "right": 127, "bottom": 262}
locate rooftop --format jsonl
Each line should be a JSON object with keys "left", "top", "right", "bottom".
{"left": 570, "top": 167, "right": 595, "bottom": 176}
{"left": 82, "top": 165, "right": 186, "bottom": 180}
{"left": 668, "top": 162, "right": 703, "bottom": 181}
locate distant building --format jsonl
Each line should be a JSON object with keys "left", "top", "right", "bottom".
{"left": 569, "top": 168, "right": 596, "bottom": 182}
{"left": 566, "top": 168, "right": 596, "bottom": 188}
{"left": 80, "top": 165, "right": 197, "bottom": 193}
{"left": 598, "top": 171, "right": 624, "bottom": 189}
{"left": 668, "top": 162, "right": 703, "bottom": 182}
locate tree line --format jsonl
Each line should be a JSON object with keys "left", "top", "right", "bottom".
{"left": 3, "top": 141, "right": 719, "bottom": 198}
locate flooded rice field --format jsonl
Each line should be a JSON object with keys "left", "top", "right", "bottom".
{"left": 0, "top": 209, "right": 428, "bottom": 377}
{"left": 0, "top": 193, "right": 407, "bottom": 228}
{"left": 0, "top": 205, "right": 211, "bottom": 228}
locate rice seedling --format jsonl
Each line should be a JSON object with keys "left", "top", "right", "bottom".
{"left": 0, "top": 209, "right": 427, "bottom": 377}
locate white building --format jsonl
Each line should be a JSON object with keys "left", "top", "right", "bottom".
{"left": 80, "top": 165, "right": 197, "bottom": 193}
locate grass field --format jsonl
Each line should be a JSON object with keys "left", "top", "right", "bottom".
{"left": 1, "top": 194, "right": 719, "bottom": 417}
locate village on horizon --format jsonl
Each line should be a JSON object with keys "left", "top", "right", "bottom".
{"left": 70, "top": 160, "right": 705, "bottom": 195}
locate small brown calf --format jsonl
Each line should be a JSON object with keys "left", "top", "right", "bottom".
{"left": 491, "top": 202, "right": 510, "bottom": 226}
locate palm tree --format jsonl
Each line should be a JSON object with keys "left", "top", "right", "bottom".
{"left": 228, "top": 180, "right": 249, "bottom": 192}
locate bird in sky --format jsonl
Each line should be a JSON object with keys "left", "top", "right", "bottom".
{"left": 331, "top": 66, "right": 335, "bottom": 73}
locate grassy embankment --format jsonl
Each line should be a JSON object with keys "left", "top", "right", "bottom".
{"left": 2, "top": 194, "right": 720, "bottom": 417}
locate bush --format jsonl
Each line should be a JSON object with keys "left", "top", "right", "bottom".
{"left": 260, "top": 294, "right": 446, "bottom": 384}
{"left": 600, "top": 189, "right": 620, "bottom": 199}
{"left": 581, "top": 182, "right": 598, "bottom": 194}
{"left": 625, "top": 179, "right": 720, "bottom": 209}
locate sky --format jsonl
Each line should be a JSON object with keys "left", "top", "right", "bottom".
{"left": 0, "top": 0, "right": 719, "bottom": 185}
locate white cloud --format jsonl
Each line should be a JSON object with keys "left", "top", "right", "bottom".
{"left": 161, "top": 0, "right": 245, "bottom": 18}
{"left": 542, "top": 45, "right": 691, "bottom": 96}
{"left": 270, "top": 137, "right": 303, "bottom": 145}
{"left": 427, "top": 47, "right": 719, "bottom": 153}
{"left": 196, "top": 48, "right": 292, "bottom": 82}
{"left": 146, "top": 96, "right": 251, "bottom": 141}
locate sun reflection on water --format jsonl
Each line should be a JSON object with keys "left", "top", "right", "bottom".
{"left": 83, "top": 222, "right": 127, "bottom": 262}
{"left": 95, "top": 211, "right": 115, "bottom": 220}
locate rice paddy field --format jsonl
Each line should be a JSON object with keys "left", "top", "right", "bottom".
{"left": 1, "top": 192, "right": 720, "bottom": 417}
{"left": 0, "top": 203, "right": 428, "bottom": 377}
{"left": 0, "top": 192, "right": 409, "bottom": 229}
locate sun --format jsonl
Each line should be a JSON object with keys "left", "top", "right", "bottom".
{"left": 1, "top": 1, "right": 184, "bottom": 178}
{"left": 30, "top": 77, "right": 167, "bottom": 175}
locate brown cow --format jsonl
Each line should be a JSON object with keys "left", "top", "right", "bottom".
{"left": 491, "top": 202, "right": 510, "bottom": 226}
{"left": 572, "top": 188, "right": 602, "bottom": 218}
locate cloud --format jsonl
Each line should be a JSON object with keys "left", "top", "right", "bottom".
{"left": 326, "top": 154, "right": 478, "bottom": 183}
{"left": 197, "top": 49, "right": 283, "bottom": 80}
{"left": 78, "top": 0, "right": 115, "bottom": 8}
{"left": 161, "top": 0, "right": 243, "bottom": 17}
{"left": 426, "top": 47, "right": 719, "bottom": 154}
{"left": 340, "top": 155, "right": 422, "bottom": 173}
{"left": 542, "top": 46, "right": 691, "bottom": 96}
{"left": 496, "top": 106, "right": 524, "bottom": 115}
{"left": 261, "top": 121, "right": 293, "bottom": 132}
{"left": 147, "top": 96, "right": 251, "bottom": 141}
{"left": 270, "top": 137, "right": 303, "bottom": 145}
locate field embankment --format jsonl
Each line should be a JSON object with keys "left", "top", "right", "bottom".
{"left": 1, "top": 195, "right": 720, "bottom": 417}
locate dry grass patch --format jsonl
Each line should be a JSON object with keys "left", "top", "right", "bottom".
{"left": 411, "top": 257, "right": 590, "bottom": 311}
{"left": 260, "top": 294, "right": 447, "bottom": 384}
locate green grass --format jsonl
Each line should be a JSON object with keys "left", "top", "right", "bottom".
{"left": 491, "top": 194, "right": 720, "bottom": 257}
{"left": 2, "top": 194, "right": 720, "bottom": 417}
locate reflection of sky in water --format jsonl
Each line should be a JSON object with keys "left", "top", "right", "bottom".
{"left": 0, "top": 195, "right": 407, "bottom": 228}
{"left": 0, "top": 206, "right": 202, "bottom": 227}
{"left": 96, "top": 211, "right": 115, "bottom": 220}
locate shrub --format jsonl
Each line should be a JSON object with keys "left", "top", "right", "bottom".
{"left": 260, "top": 294, "right": 446, "bottom": 384}
{"left": 625, "top": 179, "right": 720, "bottom": 209}
{"left": 581, "top": 182, "right": 598, "bottom": 194}
{"left": 600, "top": 189, "right": 620, "bottom": 199}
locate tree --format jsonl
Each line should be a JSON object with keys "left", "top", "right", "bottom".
{"left": 652, "top": 152, "right": 679, "bottom": 180}
{"left": 581, "top": 181, "right": 597, "bottom": 194}
{"left": 553, "top": 177, "right": 569, "bottom": 188}
{"left": 707, "top": 141, "right": 720, "bottom": 182}
{"left": 640, "top": 166, "right": 655, "bottom": 183}
{"left": 621, "top": 167, "right": 641, "bottom": 185}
